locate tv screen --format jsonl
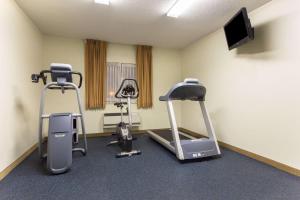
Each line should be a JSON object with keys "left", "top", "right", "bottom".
{"left": 224, "top": 7, "right": 254, "bottom": 50}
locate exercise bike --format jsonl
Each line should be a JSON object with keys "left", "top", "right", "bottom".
{"left": 108, "top": 79, "right": 141, "bottom": 158}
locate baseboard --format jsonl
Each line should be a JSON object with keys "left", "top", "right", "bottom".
{"left": 0, "top": 143, "right": 38, "bottom": 181}
{"left": 82, "top": 132, "right": 112, "bottom": 137}
{"left": 179, "top": 127, "right": 300, "bottom": 177}
{"left": 83, "top": 130, "right": 147, "bottom": 138}
{"left": 218, "top": 141, "right": 300, "bottom": 177}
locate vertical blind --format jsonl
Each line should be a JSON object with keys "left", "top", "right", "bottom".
{"left": 106, "top": 62, "right": 136, "bottom": 103}
{"left": 122, "top": 63, "right": 136, "bottom": 80}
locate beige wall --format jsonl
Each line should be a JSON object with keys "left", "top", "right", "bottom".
{"left": 181, "top": 0, "right": 300, "bottom": 169}
{"left": 42, "top": 35, "right": 182, "bottom": 133}
{"left": 3, "top": 0, "right": 298, "bottom": 174}
{"left": 0, "top": 0, "right": 43, "bottom": 172}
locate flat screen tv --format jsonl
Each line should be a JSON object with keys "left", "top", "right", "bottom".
{"left": 224, "top": 7, "right": 254, "bottom": 50}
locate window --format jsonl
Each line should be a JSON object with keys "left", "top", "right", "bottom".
{"left": 106, "top": 62, "right": 136, "bottom": 103}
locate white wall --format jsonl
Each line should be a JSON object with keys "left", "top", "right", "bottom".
{"left": 181, "top": 0, "right": 300, "bottom": 169}
{"left": 0, "top": 0, "right": 43, "bottom": 172}
{"left": 42, "top": 35, "right": 182, "bottom": 133}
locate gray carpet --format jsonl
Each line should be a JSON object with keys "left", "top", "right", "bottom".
{"left": 0, "top": 134, "right": 299, "bottom": 200}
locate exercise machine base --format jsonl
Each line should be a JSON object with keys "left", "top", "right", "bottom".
{"left": 116, "top": 150, "right": 142, "bottom": 158}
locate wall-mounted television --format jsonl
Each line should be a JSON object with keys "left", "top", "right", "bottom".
{"left": 224, "top": 7, "right": 254, "bottom": 50}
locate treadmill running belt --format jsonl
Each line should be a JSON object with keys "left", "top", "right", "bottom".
{"left": 153, "top": 129, "right": 190, "bottom": 142}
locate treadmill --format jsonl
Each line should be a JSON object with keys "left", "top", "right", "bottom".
{"left": 147, "top": 78, "right": 221, "bottom": 160}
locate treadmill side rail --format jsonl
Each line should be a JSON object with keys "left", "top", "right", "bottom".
{"left": 147, "top": 130, "right": 176, "bottom": 153}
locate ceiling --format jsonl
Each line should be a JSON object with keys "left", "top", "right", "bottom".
{"left": 16, "top": 0, "right": 271, "bottom": 48}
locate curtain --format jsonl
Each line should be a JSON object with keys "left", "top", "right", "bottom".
{"left": 136, "top": 45, "right": 152, "bottom": 108}
{"left": 85, "top": 39, "right": 107, "bottom": 109}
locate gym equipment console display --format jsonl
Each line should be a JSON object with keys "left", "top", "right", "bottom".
{"left": 147, "top": 78, "right": 221, "bottom": 160}
{"left": 32, "top": 63, "right": 87, "bottom": 174}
